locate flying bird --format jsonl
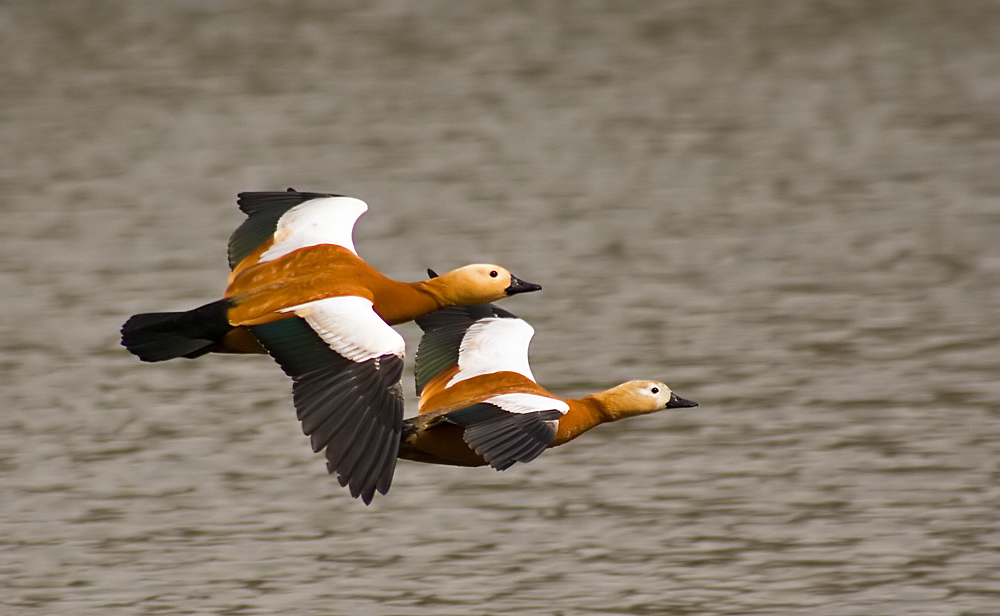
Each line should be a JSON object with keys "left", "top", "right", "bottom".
{"left": 121, "top": 189, "right": 541, "bottom": 503}
{"left": 399, "top": 303, "right": 697, "bottom": 471}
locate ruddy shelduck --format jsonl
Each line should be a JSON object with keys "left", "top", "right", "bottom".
{"left": 121, "top": 189, "right": 541, "bottom": 503}
{"left": 398, "top": 304, "right": 697, "bottom": 470}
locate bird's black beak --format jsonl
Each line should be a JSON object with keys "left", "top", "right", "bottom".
{"left": 666, "top": 392, "right": 698, "bottom": 409}
{"left": 505, "top": 274, "right": 542, "bottom": 296}
{"left": 427, "top": 268, "right": 439, "bottom": 279}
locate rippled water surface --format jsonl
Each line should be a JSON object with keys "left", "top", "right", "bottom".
{"left": 2, "top": 2, "right": 999, "bottom": 614}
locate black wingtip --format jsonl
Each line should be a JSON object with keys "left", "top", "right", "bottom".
{"left": 447, "top": 404, "right": 561, "bottom": 471}
{"left": 250, "top": 319, "right": 404, "bottom": 505}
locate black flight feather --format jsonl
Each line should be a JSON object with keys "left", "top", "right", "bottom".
{"left": 228, "top": 188, "right": 345, "bottom": 269}
{"left": 443, "top": 403, "right": 561, "bottom": 471}
{"left": 251, "top": 317, "right": 403, "bottom": 504}
{"left": 413, "top": 303, "right": 521, "bottom": 395}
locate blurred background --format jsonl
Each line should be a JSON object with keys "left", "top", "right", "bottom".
{"left": 2, "top": 1, "right": 999, "bottom": 614}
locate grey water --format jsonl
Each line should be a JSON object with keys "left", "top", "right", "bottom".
{"left": 1, "top": 2, "right": 999, "bottom": 614}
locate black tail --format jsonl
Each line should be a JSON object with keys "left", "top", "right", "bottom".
{"left": 121, "top": 299, "right": 234, "bottom": 362}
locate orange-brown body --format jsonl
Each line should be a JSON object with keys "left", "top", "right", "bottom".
{"left": 225, "top": 245, "right": 445, "bottom": 327}
{"left": 400, "top": 370, "right": 619, "bottom": 467}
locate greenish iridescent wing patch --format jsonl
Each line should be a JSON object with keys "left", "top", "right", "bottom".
{"left": 413, "top": 303, "right": 520, "bottom": 395}
{"left": 227, "top": 188, "right": 341, "bottom": 269}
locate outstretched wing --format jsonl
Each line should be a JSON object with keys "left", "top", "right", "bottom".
{"left": 228, "top": 188, "right": 366, "bottom": 269}
{"left": 250, "top": 296, "right": 405, "bottom": 505}
{"left": 442, "top": 393, "right": 569, "bottom": 470}
{"left": 414, "top": 304, "right": 535, "bottom": 398}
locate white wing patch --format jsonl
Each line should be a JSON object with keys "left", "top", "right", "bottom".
{"left": 260, "top": 196, "right": 368, "bottom": 263}
{"left": 486, "top": 393, "right": 569, "bottom": 416}
{"left": 281, "top": 296, "right": 404, "bottom": 363}
{"left": 446, "top": 317, "right": 536, "bottom": 388}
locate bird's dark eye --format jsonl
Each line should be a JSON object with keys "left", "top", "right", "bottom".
{"left": 651, "top": 387, "right": 659, "bottom": 394}
{"left": 490, "top": 270, "right": 498, "bottom": 278}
